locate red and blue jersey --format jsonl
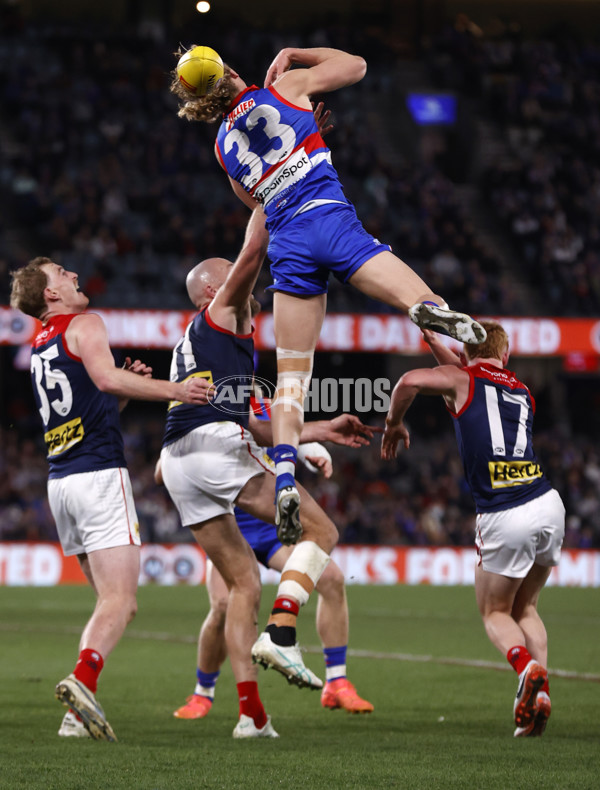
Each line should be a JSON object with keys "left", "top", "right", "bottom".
{"left": 215, "top": 86, "right": 348, "bottom": 232}
{"left": 450, "top": 363, "right": 552, "bottom": 513}
{"left": 163, "top": 307, "right": 255, "bottom": 446}
{"left": 31, "top": 314, "right": 126, "bottom": 479}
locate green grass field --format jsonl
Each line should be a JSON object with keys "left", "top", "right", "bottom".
{"left": 1, "top": 584, "right": 598, "bottom": 790}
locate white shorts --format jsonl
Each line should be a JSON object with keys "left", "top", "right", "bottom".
{"left": 475, "top": 488, "right": 565, "bottom": 578}
{"left": 160, "top": 421, "right": 274, "bottom": 527}
{"left": 48, "top": 467, "right": 141, "bottom": 556}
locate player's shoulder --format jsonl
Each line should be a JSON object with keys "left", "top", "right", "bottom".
{"left": 268, "top": 72, "right": 314, "bottom": 109}
{"left": 439, "top": 363, "right": 470, "bottom": 383}
{"left": 69, "top": 311, "right": 105, "bottom": 331}
{"left": 66, "top": 312, "right": 108, "bottom": 349}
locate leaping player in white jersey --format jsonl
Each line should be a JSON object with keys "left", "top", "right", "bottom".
{"left": 171, "top": 45, "right": 487, "bottom": 544}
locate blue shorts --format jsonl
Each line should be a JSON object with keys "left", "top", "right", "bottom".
{"left": 234, "top": 507, "right": 282, "bottom": 567}
{"left": 267, "top": 203, "right": 392, "bottom": 296}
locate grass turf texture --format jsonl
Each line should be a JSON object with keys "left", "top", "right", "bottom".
{"left": 1, "top": 584, "right": 598, "bottom": 790}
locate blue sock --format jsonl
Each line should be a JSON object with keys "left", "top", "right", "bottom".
{"left": 194, "top": 669, "right": 220, "bottom": 699}
{"left": 323, "top": 645, "right": 347, "bottom": 682}
{"left": 272, "top": 444, "right": 297, "bottom": 493}
{"left": 422, "top": 300, "right": 441, "bottom": 307}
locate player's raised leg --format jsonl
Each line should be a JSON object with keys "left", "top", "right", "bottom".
{"left": 348, "top": 250, "right": 486, "bottom": 344}
{"left": 270, "top": 292, "right": 326, "bottom": 540}
{"left": 236, "top": 472, "right": 337, "bottom": 689}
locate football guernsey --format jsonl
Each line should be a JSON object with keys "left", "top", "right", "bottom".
{"left": 215, "top": 85, "right": 348, "bottom": 233}
{"left": 451, "top": 363, "right": 552, "bottom": 513}
{"left": 163, "top": 307, "right": 254, "bottom": 446}
{"left": 215, "top": 86, "right": 391, "bottom": 297}
{"left": 31, "top": 313, "right": 126, "bottom": 479}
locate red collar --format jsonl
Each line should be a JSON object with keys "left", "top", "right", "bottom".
{"left": 224, "top": 85, "right": 259, "bottom": 115}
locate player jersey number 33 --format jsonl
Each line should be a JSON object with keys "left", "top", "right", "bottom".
{"left": 215, "top": 86, "right": 346, "bottom": 228}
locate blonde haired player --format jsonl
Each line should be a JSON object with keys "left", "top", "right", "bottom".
{"left": 381, "top": 322, "right": 565, "bottom": 737}
{"left": 171, "top": 43, "right": 486, "bottom": 551}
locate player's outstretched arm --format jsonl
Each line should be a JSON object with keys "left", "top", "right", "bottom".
{"left": 265, "top": 47, "right": 366, "bottom": 97}
{"left": 210, "top": 205, "right": 268, "bottom": 321}
{"left": 67, "top": 313, "right": 212, "bottom": 405}
{"left": 381, "top": 366, "right": 464, "bottom": 460}
{"left": 300, "top": 414, "right": 381, "bottom": 448}
{"left": 247, "top": 412, "right": 378, "bottom": 449}
{"left": 422, "top": 329, "right": 464, "bottom": 367}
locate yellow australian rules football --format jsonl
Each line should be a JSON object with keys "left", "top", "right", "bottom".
{"left": 176, "top": 45, "right": 224, "bottom": 96}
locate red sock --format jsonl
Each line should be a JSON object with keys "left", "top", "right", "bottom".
{"left": 237, "top": 681, "right": 267, "bottom": 729}
{"left": 541, "top": 677, "right": 550, "bottom": 695}
{"left": 506, "top": 645, "right": 533, "bottom": 676}
{"left": 73, "top": 648, "right": 104, "bottom": 693}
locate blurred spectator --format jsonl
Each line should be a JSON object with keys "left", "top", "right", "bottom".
{"left": 427, "top": 18, "right": 600, "bottom": 314}
{"left": 2, "top": 417, "right": 597, "bottom": 549}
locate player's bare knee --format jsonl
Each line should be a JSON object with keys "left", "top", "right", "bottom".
{"left": 315, "top": 560, "right": 344, "bottom": 598}
{"left": 480, "top": 597, "right": 512, "bottom": 620}
{"left": 513, "top": 600, "right": 541, "bottom": 624}
{"left": 306, "top": 519, "right": 338, "bottom": 554}
{"left": 126, "top": 595, "right": 138, "bottom": 624}
{"left": 210, "top": 595, "right": 229, "bottom": 626}
{"left": 231, "top": 565, "right": 261, "bottom": 605}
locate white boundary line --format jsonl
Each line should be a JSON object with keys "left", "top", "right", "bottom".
{"left": 338, "top": 647, "right": 600, "bottom": 682}
{"left": 2, "top": 622, "right": 599, "bottom": 683}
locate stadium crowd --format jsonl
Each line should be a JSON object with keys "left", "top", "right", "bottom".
{"left": 427, "top": 17, "right": 600, "bottom": 315}
{"left": 1, "top": 15, "right": 600, "bottom": 553}
{"left": 3, "top": 19, "right": 599, "bottom": 317}
{"left": 1, "top": 17, "right": 507, "bottom": 315}
{"left": 1, "top": 418, "right": 597, "bottom": 549}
